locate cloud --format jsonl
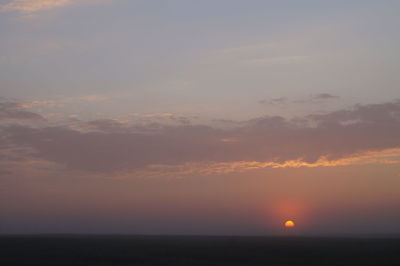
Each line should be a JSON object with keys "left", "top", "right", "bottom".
{"left": 213, "top": 44, "right": 309, "bottom": 67}
{"left": 0, "top": 0, "right": 111, "bottom": 16}
{"left": 259, "top": 97, "right": 288, "bottom": 106}
{"left": 135, "top": 148, "right": 400, "bottom": 178}
{"left": 20, "top": 94, "right": 109, "bottom": 108}
{"left": 84, "top": 119, "right": 131, "bottom": 132}
{"left": 219, "top": 138, "right": 239, "bottom": 143}
{"left": 0, "top": 0, "right": 71, "bottom": 13}
{"left": 0, "top": 169, "right": 12, "bottom": 176}
{"left": 0, "top": 99, "right": 45, "bottom": 121}
{"left": 2, "top": 100, "right": 400, "bottom": 177}
{"left": 246, "top": 55, "right": 309, "bottom": 66}
{"left": 312, "top": 93, "right": 339, "bottom": 100}
{"left": 259, "top": 94, "right": 339, "bottom": 106}
{"left": 309, "top": 100, "right": 400, "bottom": 125}
{"left": 131, "top": 113, "right": 197, "bottom": 125}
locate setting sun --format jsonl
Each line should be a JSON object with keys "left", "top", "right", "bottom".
{"left": 284, "top": 220, "right": 295, "bottom": 228}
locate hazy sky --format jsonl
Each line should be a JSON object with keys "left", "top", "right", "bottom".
{"left": 1, "top": 0, "right": 400, "bottom": 235}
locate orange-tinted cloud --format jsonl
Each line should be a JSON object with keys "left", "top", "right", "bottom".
{"left": 136, "top": 148, "right": 400, "bottom": 178}
{"left": 0, "top": 0, "right": 71, "bottom": 13}
{"left": 1, "top": 100, "right": 400, "bottom": 175}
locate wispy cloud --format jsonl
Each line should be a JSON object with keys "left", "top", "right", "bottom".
{"left": 312, "top": 93, "right": 339, "bottom": 100}
{"left": 203, "top": 43, "right": 310, "bottom": 68}
{"left": 137, "top": 148, "right": 400, "bottom": 178}
{"left": 246, "top": 55, "right": 309, "bottom": 66}
{"left": 0, "top": 0, "right": 71, "bottom": 14}
{"left": 20, "top": 94, "right": 109, "bottom": 108}
{"left": 260, "top": 93, "right": 340, "bottom": 106}
{"left": 0, "top": 0, "right": 111, "bottom": 16}
{"left": 0, "top": 99, "right": 45, "bottom": 121}
{"left": 259, "top": 97, "right": 288, "bottom": 106}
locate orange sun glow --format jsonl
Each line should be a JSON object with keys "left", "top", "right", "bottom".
{"left": 284, "top": 220, "right": 295, "bottom": 228}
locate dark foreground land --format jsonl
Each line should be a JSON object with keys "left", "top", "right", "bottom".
{"left": 1, "top": 235, "right": 400, "bottom": 266}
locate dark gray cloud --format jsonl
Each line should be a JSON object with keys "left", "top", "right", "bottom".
{"left": 2, "top": 101, "right": 400, "bottom": 172}
{"left": 310, "top": 101, "right": 400, "bottom": 124}
{"left": 0, "top": 99, "right": 45, "bottom": 121}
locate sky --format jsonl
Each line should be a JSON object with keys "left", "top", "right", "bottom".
{"left": 1, "top": 0, "right": 400, "bottom": 236}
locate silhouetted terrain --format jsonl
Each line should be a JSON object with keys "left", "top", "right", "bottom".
{"left": 1, "top": 235, "right": 400, "bottom": 265}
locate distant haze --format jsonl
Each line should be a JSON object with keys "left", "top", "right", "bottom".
{"left": 1, "top": 0, "right": 400, "bottom": 236}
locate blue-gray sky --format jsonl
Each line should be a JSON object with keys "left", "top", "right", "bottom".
{"left": 1, "top": 0, "right": 400, "bottom": 235}
{"left": 2, "top": 0, "right": 400, "bottom": 119}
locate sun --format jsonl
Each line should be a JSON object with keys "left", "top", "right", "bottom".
{"left": 284, "top": 220, "right": 295, "bottom": 228}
